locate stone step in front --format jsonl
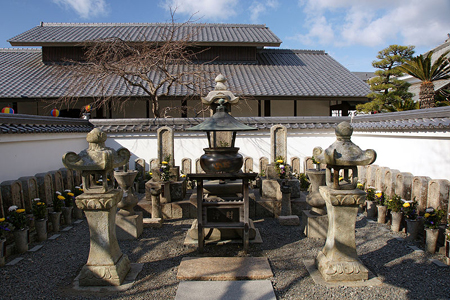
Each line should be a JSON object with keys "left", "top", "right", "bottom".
{"left": 177, "top": 257, "right": 273, "bottom": 281}
{"left": 175, "top": 280, "right": 276, "bottom": 300}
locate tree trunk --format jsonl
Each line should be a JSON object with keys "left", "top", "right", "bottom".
{"left": 419, "top": 81, "right": 435, "bottom": 109}
{"left": 152, "top": 96, "right": 160, "bottom": 118}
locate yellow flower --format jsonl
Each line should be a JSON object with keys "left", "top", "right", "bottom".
{"left": 162, "top": 161, "right": 168, "bottom": 165}
{"left": 403, "top": 202, "right": 410, "bottom": 208}
{"left": 375, "top": 193, "right": 382, "bottom": 198}
{"left": 181, "top": 174, "right": 186, "bottom": 178}
{"left": 149, "top": 173, "right": 153, "bottom": 175}
{"left": 57, "top": 195, "right": 65, "bottom": 200}
{"left": 16, "top": 209, "right": 25, "bottom": 213}
{"left": 276, "top": 159, "right": 283, "bottom": 163}
{"left": 37, "top": 202, "right": 45, "bottom": 206}
{"left": 67, "top": 193, "right": 74, "bottom": 197}
{"left": 0, "top": 218, "right": 5, "bottom": 222}
{"left": 424, "top": 213, "right": 430, "bottom": 218}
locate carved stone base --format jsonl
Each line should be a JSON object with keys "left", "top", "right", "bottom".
{"left": 116, "top": 212, "right": 143, "bottom": 240}
{"left": 316, "top": 250, "right": 368, "bottom": 282}
{"left": 78, "top": 254, "right": 131, "bottom": 286}
{"left": 302, "top": 210, "right": 328, "bottom": 239}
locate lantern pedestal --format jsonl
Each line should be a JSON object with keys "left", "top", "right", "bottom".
{"left": 315, "top": 187, "right": 368, "bottom": 282}
{"left": 76, "top": 190, "right": 131, "bottom": 286}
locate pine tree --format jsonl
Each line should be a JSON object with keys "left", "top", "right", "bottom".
{"left": 357, "top": 45, "right": 415, "bottom": 113}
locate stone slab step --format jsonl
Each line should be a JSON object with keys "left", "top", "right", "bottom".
{"left": 177, "top": 257, "right": 273, "bottom": 281}
{"left": 175, "top": 280, "right": 276, "bottom": 300}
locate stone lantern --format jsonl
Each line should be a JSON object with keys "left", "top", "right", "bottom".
{"left": 62, "top": 128, "right": 131, "bottom": 286}
{"left": 187, "top": 74, "right": 256, "bottom": 173}
{"left": 312, "top": 121, "right": 376, "bottom": 282}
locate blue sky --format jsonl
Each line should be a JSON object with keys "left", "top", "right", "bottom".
{"left": 1, "top": 0, "right": 449, "bottom": 72}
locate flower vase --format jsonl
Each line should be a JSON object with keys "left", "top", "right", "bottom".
{"left": 13, "top": 228, "right": 29, "bottom": 254}
{"left": 73, "top": 205, "right": 83, "bottom": 219}
{"left": 425, "top": 227, "right": 439, "bottom": 254}
{"left": 49, "top": 211, "right": 61, "bottom": 232}
{"left": 391, "top": 211, "right": 403, "bottom": 232}
{"left": 366, "top": 200, "right": 376, "bottom": 219}
{"left": 377, "top": 205, "right": 387, "bottom": 223}
{"left": 405, "top": 219, "right": 420, "bottom": 241}
{"left": 0, "top": 237, "right": 6, "bottom": 267}
{"left": 35, "top": 219, "right": 48, "bottom": 242}
{"left": 61, "top": 207, "right": 73, "bottom": 225}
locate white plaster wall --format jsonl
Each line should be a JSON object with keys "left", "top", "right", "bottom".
{"left": 0, "top": 133, "right": 88, "bottom": 183}
{"left": 2, "top": 129, "right": 449, "bottom": 183}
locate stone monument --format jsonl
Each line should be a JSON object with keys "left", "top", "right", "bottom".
{"left": 62, "top": 128, "right": 131, "bottom": 286}
{"left": 303, "top": 165, "right": 328, "bottom": 239}
{"left": 115, "top": 169, "right": 143, "bottom": 240}
{"left": 146, "top": 126, "right": 186, "bottom": 203}
{"left": 312, "top": 121, "right": 376, "bottom": 282}
{"left": 260, "top": 125, "right": 300, "bottom": 200}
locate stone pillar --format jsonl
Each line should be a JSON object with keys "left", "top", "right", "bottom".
{"left": 59, "top": 168, "right": 74, "bottom": 191}
{"left": 366, "top": 164, "right": 378, "bottom": 188}
{"left": 49, "top": 170, "right": 64, "bottom": 193}
{"left": 35, "top": 172, "right": 54, "bottom": 206}
{"left": 0, "top": 180, "right": 25, "bottom": 213}
{"left": 303, "top": 170, "right": 327, "bottom": 239}
{"left": 316, "top": 187, "right": 368, "bottom": 281}
{"left": 427, "top": 180, "right": 450, "bottom": 219}
{"left": 412, "top": 176, "right": 431, "bottom": 213}
{"left": 243, "top": 157, "right": 254, "bottom": 173}
{"left": 134, "top": 158, "right": 146, "bottom": 193}
{"left": 181, "top": 158, "right": 192, "bottom": 175}
{"left": 278, "top": 185, "right": 300, "bottom": 226}
{"left": 259, "top": 157, "right": 269, "bottom": 176}
{"left": 290, "top": 157, "right": 300, "bottom": 174}
{"left": 157, "top": 126, "right": 175, "bottom": 165}
{"left": 18, "top": 176, "right": 38, "bottom": 213}
{"left": 76, "top": 190, "right": 130, "bottom": 286}
{"left": 375, "top": 166, "right": 390, "bottom": 192}
{"left": 270, "top": 125, "right": 287, "bottom": 163}
{"left": 115, "top": 170, "right": 143, "bottom": 240}
{"left": 384, "top": 169, "right": 400, "bottom": 199}
{"left": 395, "top": 172, "right": 414, "bottom": 200}
{"left": 195, "top": 158, "right": 205, "bottom": 173}
{"left": 357, "top": 166, "right": 367, "bottom": 186}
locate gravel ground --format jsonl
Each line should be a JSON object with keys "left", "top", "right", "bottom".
{"left": 1, "top": 203, "right": 449, "bottom": 300}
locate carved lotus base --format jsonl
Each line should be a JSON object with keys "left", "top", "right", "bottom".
{"left": 316, "top": 250, "right": 368, "bottom": 282}
{"left": 78, "top": 254, "right": 131, "bottom": 286}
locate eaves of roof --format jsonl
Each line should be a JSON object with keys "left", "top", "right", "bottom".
{"left": 8, "top": 22, "right": 282, "bottom": 47}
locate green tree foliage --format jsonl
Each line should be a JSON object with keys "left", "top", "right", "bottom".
{"left": 357, "top": 45, "right": 416, "bottom": 113}
{"left": 397, "top": 50, "right": 450, "bottom": 108}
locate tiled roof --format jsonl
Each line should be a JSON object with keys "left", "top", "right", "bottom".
{"left": 0, "top": 113, "right": 93, "bottom": 134}
{"left": 351, "top": 106, "right": 450, "bottom": 131}
{"left": 0, "top": 48, "right": 370, "bottom": 99}
{"left": 8, "top": 23, "right": 282, "bottom": 47}
{"left": 90, "top": 107, "right": 450, "bottom": 133}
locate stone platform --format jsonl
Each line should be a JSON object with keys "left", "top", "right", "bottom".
{"left": 175, "top": 280, "right": 276, "bottom": 300}
{"left": 177, "top": 257, "right": 273, "bottom": 280}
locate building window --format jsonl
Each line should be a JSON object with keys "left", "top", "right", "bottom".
{"left": 331, "top": 110, "right": 342, "bottom": 117}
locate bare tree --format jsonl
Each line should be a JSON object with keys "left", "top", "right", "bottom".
{"left": 55, "top": 12, "right": 214, "bottom": 118}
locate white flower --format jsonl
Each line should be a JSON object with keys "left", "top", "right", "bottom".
{"left": 8, "top": 205, "right": 18, "bottom": 212}
{"left": 56, "top": 191, "right": 62, "bottom": 195}
{"left": 64, "top": 189, "right": 71, "bottom": 193}
{"left": 425, "top": 207, "right": 434, "bottom": 213}
{"left": 75, "top": 186, "right": 80, "bottom": 189}
{"left": 33, "top": 198, "right": 41, "bottom": 202}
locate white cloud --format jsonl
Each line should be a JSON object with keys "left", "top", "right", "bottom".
{"left": 160, "top": 0, "right": 239, "bottom": 20}
{"left": 53, "top": 0, "right": 108, "bottom": 19}
{"left": 295, "top": 0, "right": 450, "bottom": 48}
{"left": 249, "top": 0, "right": 279, "bottom": 23}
